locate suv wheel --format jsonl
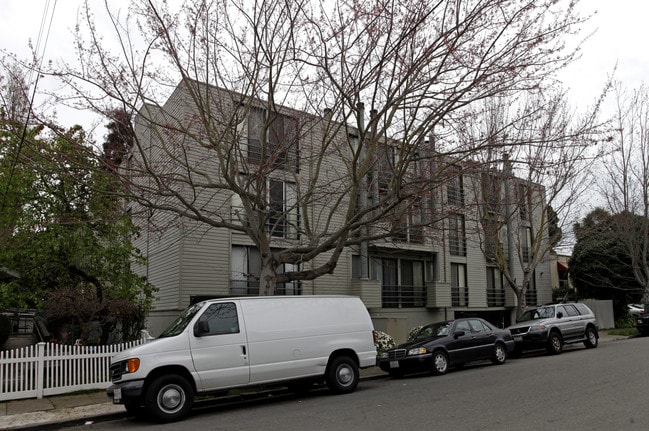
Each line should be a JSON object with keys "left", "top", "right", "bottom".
{"left": 584, "top": 327, "right": 598, "bottom": 348}
{"left": 546, "top": 331, "right": 563, "bottom": 354}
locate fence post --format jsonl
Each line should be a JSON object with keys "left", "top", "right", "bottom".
{"left": 36, "top": 342, "right": 46, "bottom": 399}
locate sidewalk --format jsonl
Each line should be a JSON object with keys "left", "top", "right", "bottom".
{"left": 0, "top": 366, "right": 387, "bottom": 430}
{"left": 0, "top": 331, "right": 631, "bottom": 430}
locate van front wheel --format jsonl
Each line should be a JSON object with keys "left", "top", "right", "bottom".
{"left": 145, "top": 375, "right": 194, "bottom": 422}
{"left": 326, "top": 356, "right": 359, "bottom": 394}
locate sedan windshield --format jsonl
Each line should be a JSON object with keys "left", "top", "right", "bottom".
{"left": 158, "top": 302, "right": 204, "bottom": 338}
{"left": 413, "top": 322, "right": 452, "bottom": 340}
{"left": 519, "top": 306, "right": 555, "bottom": 322}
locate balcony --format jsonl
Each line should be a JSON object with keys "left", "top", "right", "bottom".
{"left": 381, "top": 285, "right": 426, "bottom": 308}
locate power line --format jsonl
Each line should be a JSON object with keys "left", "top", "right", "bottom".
{"left": 1, "top": 0, "right": 58, "bottom": 212}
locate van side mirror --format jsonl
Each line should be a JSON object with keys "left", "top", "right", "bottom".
{"left": 194, "top": 320, "right": 210, "bottom": 336}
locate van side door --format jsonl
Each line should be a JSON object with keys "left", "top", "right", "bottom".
{"left": 189, "top": 301, "right": 249, "bottom": 392}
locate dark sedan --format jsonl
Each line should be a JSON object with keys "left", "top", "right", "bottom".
{"left": 377, "top": 318, "right": 515, "bottom": 376}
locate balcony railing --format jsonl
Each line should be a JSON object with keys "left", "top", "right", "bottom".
{"left": 525, "top": 289, "right": 537, "bottom": 306}
{"left": 230, "top": 206, "right": 299, "bottom": 239}
{"left": 487, "top": 289, "right": 506, "bottom": 307}
{"left": 381, "top": 285, "right": 426, "bottom": 308}
{"left": 451, "top": 286, "right": 469, "bottom": 307}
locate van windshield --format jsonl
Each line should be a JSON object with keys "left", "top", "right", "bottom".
{"left": 158, "top": 302, "right": 204, "bottom": 338}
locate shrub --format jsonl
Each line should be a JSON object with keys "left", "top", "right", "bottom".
{"left": 0, "top": 315, "right": 11, "bottom": 347}
{"left": 374, "top": 330, "right": 395, "bottom": 354}
{"left": 615, "top": 314, "right": 636, "bottom": 329}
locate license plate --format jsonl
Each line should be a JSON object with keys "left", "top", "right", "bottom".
{"left": 113, "top": 388, "right": 122, "bottom": 404}
{"left": 389, "top": 361, "right": 399, "bottom": 368}
{"left": 514, "top": 335, "right": 522, "bottom": 341}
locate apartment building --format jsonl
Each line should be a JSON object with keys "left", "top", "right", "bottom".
{"left": 127, "top": 80, "right": 551, "bottom": 340}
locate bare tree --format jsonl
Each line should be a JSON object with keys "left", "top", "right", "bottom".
{"left": 49, "top": 0, "right": 590, "bottom": 295}
{"left": 0, "top": 61, "right": 30, "bottom": 124}
{"left": 599, "top": 83, "right": 649, "bottom": 311}
{"left": 460, "top": 92, "right": 603, "bottom": 318}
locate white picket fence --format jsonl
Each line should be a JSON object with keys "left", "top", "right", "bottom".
{"left": 0, "top": 339, "right": 146, "bottom": 401}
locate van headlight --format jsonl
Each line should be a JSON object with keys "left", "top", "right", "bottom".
{"left": 408, "top": 347, "right": 428, "bottom": 356}
{"left": 118, "top": 358, "right": 140, "bottom": 374}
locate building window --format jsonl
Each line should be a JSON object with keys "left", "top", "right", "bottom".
{"left": 449, "top": 214, "right": 466, "bottom": 256}
{"left": 376, "top": 144, "right": 395, "bottom": 196}
{"left": 269, "top": 179, "right": 298, "bottom": 239}
{"left": 231, "top": 178, "right": 299, "bottom": 239}
{"left": 247, "top": 107, "right": 299, "bottom": 172}
{"left": 351, "top": 255, "right": 381, "bottom": 280}
{"left": 481, "top": 172, "right": 501, "bottom": 217}
{"left": 518, "top": 183, "right": 528, "bottom": 220}
{"left": 451, "top": 263, "right": 468, "bottom": 307}
{"left": 380, "top": 258, "right": 428, "bottom": 308}
{"left": 486, "top": 267, "right": 505, "bottom": 307}
{"left": 482, "top": 220, "right": 500, "bottom": 261}
{"left": 393, "top": 201, "right": 424, "bottom": 244}
{"left": 447, "top": 168, "right": 464, "bottom": 207}
{"left": 230, "top": 245, "right": 301, "bottom": 296}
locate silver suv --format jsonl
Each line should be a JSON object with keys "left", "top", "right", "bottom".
{"left": 506, "top": 303, "right": 599, "bottom": 355}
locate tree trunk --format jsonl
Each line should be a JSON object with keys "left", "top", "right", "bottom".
{"left": 259, "top": 258, "right": 278, "bottom": 296}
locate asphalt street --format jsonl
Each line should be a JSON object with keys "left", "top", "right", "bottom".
{"left": 57, "top": 335, "right": 649, "bottom": 431}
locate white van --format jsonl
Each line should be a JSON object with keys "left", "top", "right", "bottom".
{"left": 107, "top": 296, "right": 377, "bottom": 422}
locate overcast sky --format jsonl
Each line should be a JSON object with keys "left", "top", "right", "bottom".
{"left": 2, "top": 0, "right": 647, "bottom": 134}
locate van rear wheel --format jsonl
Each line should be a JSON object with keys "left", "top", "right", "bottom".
{"left": 326, "top": 356, "right": 359, "bottom": 394}
{"left": 145, "top": 375, "right": 194, "bottom": 422}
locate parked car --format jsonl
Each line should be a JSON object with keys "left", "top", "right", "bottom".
{"left": 107, "top": 296, "right": 376, "bottom": 422}
{"left": 628, "top": 303, "right": 645, "bottom": 317}
{"left": 634, "top": 312, "right": 649, "bottom": 336}
{"left": 377, "top": 318, "right": 515, "bottom": 377}
{"left": 506, "top": 303, "right": 599, "bottom": 355}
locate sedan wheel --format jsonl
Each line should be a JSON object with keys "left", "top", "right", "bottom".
{"left": 491, "top": 343, "right": 507, "bottom": 365}
{"left": 431, "top": 351, "right": 449, "bottom": 375}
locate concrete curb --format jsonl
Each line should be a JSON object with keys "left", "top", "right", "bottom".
{"left": 1, "top": 370, "right": 389, "bottom": 431}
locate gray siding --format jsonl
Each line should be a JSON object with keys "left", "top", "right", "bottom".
{"left": 131, "top": 80, "right": 556, "bottom": 337}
